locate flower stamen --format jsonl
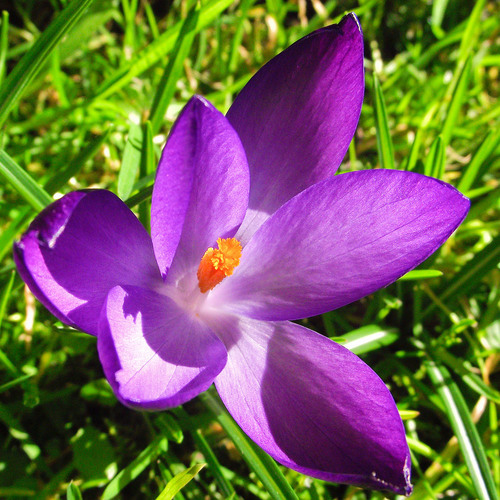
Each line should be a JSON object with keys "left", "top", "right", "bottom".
{"left": 197, "top": 237, "right": 242, "bottom": 293}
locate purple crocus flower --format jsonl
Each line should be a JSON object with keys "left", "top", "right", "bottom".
{"left": 14, "top": 14, "right": 469, "bottom": 495}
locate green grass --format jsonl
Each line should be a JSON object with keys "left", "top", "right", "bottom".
{"left": 0, "top": 0, "right": 499, "bottom": 498}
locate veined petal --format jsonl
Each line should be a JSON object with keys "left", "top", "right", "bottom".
{"left": 151, "top": 96, "right": 249, "bottom": 281}
{"left": 98, "top": 285, "right": 227, "bottom": 409}
{"left": 205, "top": 313, "right": 412, "bottom": 495}
{"left": 13, "top": 190, "right": 160, "bottom": 336}
{"left": 228, "top": 14, "right": 364, "bottom": 244}
{"left": 209, "top": 170, "right": 470, "bottom": 321}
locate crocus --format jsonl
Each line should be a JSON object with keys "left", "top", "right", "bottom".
{"left": 14, "top": 14, "right": 469, "bottom": 495}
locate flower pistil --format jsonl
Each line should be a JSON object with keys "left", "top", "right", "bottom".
{"left": 197, "top": 237, "right": 242, "bottom": 293}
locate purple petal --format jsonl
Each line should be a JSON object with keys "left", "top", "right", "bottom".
{"left": 98, "top": 285, "right": 227, "bottom": 409}
{"left": 206, "top": 313, "right": 412, "bottom": 494}
{"left": 13, "top": 190, "right": 160, "bottom": 336}
{"left": 209, "top": 170, "right": 470, "bottom": 321}
{"left": 228, "top": 14, "right": 364, "bottom": 244}
{"left": 151, "top": 96, "right": 249, "bottom": 281}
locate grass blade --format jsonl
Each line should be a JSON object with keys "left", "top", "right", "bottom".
{"left": 458, "top": 128, "right": 500, "bottom": 193}
{"left": 44, "top": 131, "right": 110, "bottom": 194}
{"left": 424, "top": 135, "right": 445, "bottom": 179}
{"left": 433, "top": 348, "right": 500, "bottom": 404}
{"left": 426, "top": 361, "right": 497, "bottom": 500}
{"left": 202, "top": 391, "right": 299, "bottom": 500}
{"left": 458, "top": 0, "right": 487, "bottom": 63}
{"left": 0, "top": 0, "right": 96, "bottom": 128}
{"left": 94, "top": 0, "right": 233, "bottom": 100}
{"left": 342, "top": 325, "right": 399, "bottom": 355}
{"left": 441, "top": 56, "right": 472, "bottom": 146}
{"left": 118, "top": 123, "right": 143, "bottom": 199}
{"left": 0, "top": 11, "right": 9, "bottom": 86}
{"left": 156, "top": 463, "right": 206, "bottom": 500}
{"left": 173, "top": 407, "right": 235, "bottom": 497}
{"left": 102, "top": 436, "right": 169, "bottom": 500}
{"left": 0, "top": 149, "right": 52, "bottom": 211}
{"left": 150, "top": 10, "right": 198, "bottom": 135}
{"left": 438, "top": 234, "right": 500, "bottom": 303}
{"left": 373, "top": 75, "right": 395, "bottom": 170}
{"left": 399, "top": 270, "right": 443, "bottom": 281}
{"left": 66, "top": 481, "right": 83, "bottom": 500}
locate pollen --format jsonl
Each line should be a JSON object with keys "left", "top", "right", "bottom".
{"left": 197, "top": 237, "right": 242, "bottom": 293}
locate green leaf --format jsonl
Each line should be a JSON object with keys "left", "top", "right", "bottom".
{"left": 150, "top": 9, "right": 199, "bottom": 135}
{"left": 399, "top": 269, "right": 444, "bottom": 281}
{"left": 118, "top": 123, "right": 143, "bottom": 199}
{"left": 66, "top": 481, "right": 83, "bottom": 500}
{"left": 0, "top": 372, "right": 36, "bottom": 394}
{"left": 341, "top": 324, "right": 399, "bottom": 355}
{"left": 0, "top": 0, "right": 96, "bottom": 128}
{"left": 405, "top": 127, "right": 424, "bottom": 171}
{"left": 458, "top": 128, "right": 500, "bottom": 193}
{"left": 458, "top": 0, "right": 487, "bottom": 63}
{"left": 173, "top": 406, "right": 235, "bottom": 498}
{"left": 80, "top": 379, "right": 117, "bottom": 407}
{"left": 426, "top": 361, "right": 497, "bottom": 500}
{"left": 101, "top": 436, "right": 168, "bottom": 500}
{"left": 71, "top": 426, "right": 117, "bottom": 484}
{"left": 202, "top": 391, "right": 299, "bottom": 500}
{"left": 441, "top": 56, "right": 472, "bottom": 146}
{"left": 373, "top": 75, "right": 395, "bottom": 170}
{"left": 0, "top": 11, "right": 9, "bottom": 86}
{"left": 156, "top": 463, "right": 206, "bottom": 500}
{"left": 155, "top": 413, "right": 184, "bottom": 444}
{"left": 94, "top": 0, "right": 234, "bottom": 100}
{"left": 44, "top": 131, "right": 110, "bottom": 194}
{"left": 431, "top": 0, "right": 450, "bottom": 33}
{"left": 433, "top": 348, "right": 500, "bottom": 404}
{"left": 0, "top": 270, "right": 15, "bottom": 334}
{"left": 0, "top": 149, "right": 52, "bottom": 211}
{"left": 437, "top": 234, "right": 500, "bottom": 304}
{"left": 424, "top": 135, "right": 445, "bottom": 179}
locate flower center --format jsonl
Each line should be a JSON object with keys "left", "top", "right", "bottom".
{"left": 197, "top": 237, "right": 242, "bottom": 293}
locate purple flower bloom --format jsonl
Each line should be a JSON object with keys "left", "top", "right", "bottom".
{"left": 14, "top": 14, "right": 469, "bottom": 495}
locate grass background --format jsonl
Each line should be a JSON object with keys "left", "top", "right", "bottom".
{"left": 0, "top": 0, "right": 498, "bottom": 498}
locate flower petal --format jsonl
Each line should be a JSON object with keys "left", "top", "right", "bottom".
{"left": 206, "top": 313, "right": 412, "bottom": 495}
{"left": 13, "top": 190, "right": 160, "bottom": 336}
{"left": 209, "top": 170, "right": 470, "bottom": 320}
{"left": 228, "top": 14, "right": 364, "bottom": 244}
{"left": 98, "top": 285, "right": 227, "bottom": 409}
{"left": 151, "top": 96, "right": 249, "bottom": 281}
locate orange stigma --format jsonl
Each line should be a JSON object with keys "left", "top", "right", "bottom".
{"left": 197, "top": 237, "right": 242, "bottom": 293}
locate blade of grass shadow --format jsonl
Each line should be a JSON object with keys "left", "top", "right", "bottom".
{"left": 201, "top": 391, "right": 299, "bottom": 500}
{"left": 426, "top": 361, "right": 497, "bottom": 500}
{"left": 0, "top": 0, "right": 96, "bottom": 128}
